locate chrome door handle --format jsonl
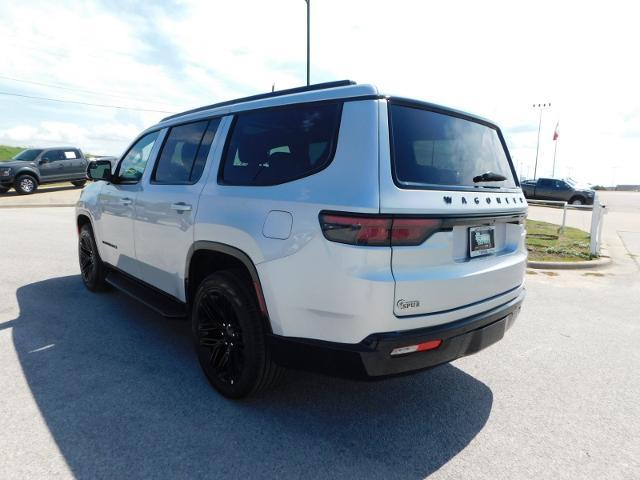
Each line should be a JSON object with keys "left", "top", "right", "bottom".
{"left": 119, "top": 197, "right": 133, "bottom": 206}
{"left": 171, "top": 202, "right": 192, "bottom": 212}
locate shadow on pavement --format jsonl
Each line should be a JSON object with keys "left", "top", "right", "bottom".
{"left": 13, "top": 275, "right": 493, "bottom": 479}
{"left": 0, "top": 184, "right": 79, "bottom": 197}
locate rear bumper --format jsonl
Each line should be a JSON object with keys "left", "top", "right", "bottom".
{"left": 269, "top": 290, "right": 524, "bottom": 379}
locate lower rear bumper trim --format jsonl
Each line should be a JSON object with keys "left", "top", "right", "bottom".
{"left": 268, "top": 291, "right": 524, "bottom": 379}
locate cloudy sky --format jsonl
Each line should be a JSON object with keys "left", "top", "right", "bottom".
{"left": 1, "top": 0, "right": 638, "bottom": 184}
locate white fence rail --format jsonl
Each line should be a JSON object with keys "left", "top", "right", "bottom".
{"left": 527, "top": 196, "right": 607, "bottom": 256}
{"left": 589, "top": 198, "right": 607, "bottom": 256}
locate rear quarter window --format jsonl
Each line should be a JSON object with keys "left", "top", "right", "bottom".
{"left": 220, "top": 102, "right": 343, "bottom": 186}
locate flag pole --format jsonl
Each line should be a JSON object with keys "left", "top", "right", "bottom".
{"left": 551, "top": 121, "right": 559, "bottom": 177}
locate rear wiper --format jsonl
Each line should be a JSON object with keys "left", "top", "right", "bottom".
{"left": 473, "top": 171, "right": 507, "bottom": 183}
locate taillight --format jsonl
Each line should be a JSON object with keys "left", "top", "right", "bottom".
{"left": 319, "top": 214, "right": 391, "bottom": 246}
{"left": 319, "top": 213, "right": 442, "bottom": 246}
{"left": 391, "top": 218, "right": 442, "bottom": 246}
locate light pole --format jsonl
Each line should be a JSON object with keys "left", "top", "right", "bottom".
{"left": 532, "top": 102, "right": 551, "bottom": 180}
{"left": 305, "top": 0, "right": 310, "bottom": 86}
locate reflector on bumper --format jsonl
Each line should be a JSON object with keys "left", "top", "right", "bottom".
{"left": 390, "top": 339, "right": 442, "bottom": 356}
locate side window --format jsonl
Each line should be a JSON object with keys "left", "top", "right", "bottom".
{"left": 221, "top": 102, "right": 342, "bottom": 186}
{"left": 117, "top": 131, "right": 160, "bottom": 183}
{"left": 44, "top": 150, "right": 64, "bottom": 161}
{"left": 538, "top": 179, "right": 551, "bottom": 187}
{"left": 191, "top": 118, "right": 220, "bottom": 182}
{"left": 152, "top": 118, "right": 220, "bottom": 184}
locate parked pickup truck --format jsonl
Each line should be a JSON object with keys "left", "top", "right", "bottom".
{"left": 521, "top": 178, "right": 595, "bottom": 205}
{"left": 0, "top": 147, "right": 88, "bottom": 194}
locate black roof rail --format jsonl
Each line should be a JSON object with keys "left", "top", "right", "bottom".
{"left": 161, "top": 80, "right": 357, "bottom": 122}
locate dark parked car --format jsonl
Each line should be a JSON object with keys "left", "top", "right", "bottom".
{"left": 521, "top": 177, "right": 595, "bottom": 205}
{"left": 0, "top": 147, "right": 89, "bottom": 194}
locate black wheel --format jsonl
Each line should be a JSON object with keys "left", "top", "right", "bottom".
{"left": 79, "top": 224, "right": 108, "bottom": 291}
{"left": 13, "top": 174, "right": 38, "bottom": 194}
{"left": 192, "top": 271, "right": 282, "bottom": 399}
{"left": 72, "top": 180, "right": 87, "bottom": 188}
{"left": 570, "top": 196, "right": 585, "bottom": 205}
{"left": 0, "top": 185, "right": 10, "bottom": 194}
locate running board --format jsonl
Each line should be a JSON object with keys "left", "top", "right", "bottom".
{"left": 105, "top": 269, "right": 187, "bottom": 319}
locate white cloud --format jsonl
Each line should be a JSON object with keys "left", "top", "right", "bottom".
{"left": 0, "top": 0, "right": 639, "bottom": 184}
{"left": 1, "top": 126, "right": 39, "bottom": 142}
{"left": 0, "top": 121, "right": 140, "bottom": 155}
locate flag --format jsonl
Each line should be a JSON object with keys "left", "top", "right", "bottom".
{"left": 553, "top": 122, "right": 560, "bottom": 141}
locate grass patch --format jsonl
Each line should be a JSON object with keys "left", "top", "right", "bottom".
{"left": 526, "top": 219, "right": 594, "bottom": 262}
{"left": 0, "top": 145, "right": 24, "bottom": 161}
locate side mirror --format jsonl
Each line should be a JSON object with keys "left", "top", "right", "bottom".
{"left": 40, "top": 157, "right": 50, "bottom": 164}
{"left": 87, "top": 160, "right": 113, "bottom": 182}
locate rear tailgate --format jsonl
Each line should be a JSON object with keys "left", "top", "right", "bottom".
{"left": 391, "top": 210, "right": 527, "bottom": 316}
{"left": 379, "top": 99, "right": 528, "bottom": 318}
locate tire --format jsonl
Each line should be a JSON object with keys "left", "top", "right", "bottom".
{"left": 79, "top": 224, "right": 109, "bottom": 292}
{"left": 0, "top": 185, "right": 10, "bottom": 194}
{"left": 72, "top": 180, "right": 87, "bottom": 188}
{"left": 192, "top": 270, "right": 282, "bottom": 399}
{"left": 570, "top": 197, "right": 585, "bottom": 205}
{"left": 13, "top": 174, "right": 38, "bottom": 195}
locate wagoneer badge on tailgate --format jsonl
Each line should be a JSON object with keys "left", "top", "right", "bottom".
{"left": 443, "top": 195, "right": 524, "bottom": 206}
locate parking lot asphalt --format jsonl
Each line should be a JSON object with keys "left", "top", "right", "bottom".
{"left": 1, "top": 203, "right": 639, "bottom": 479}
{"left": 0, "top": 183, "right": 81, "bottom": 207}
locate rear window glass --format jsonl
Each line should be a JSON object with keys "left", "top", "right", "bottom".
{"left": 220, "top": 102, "right": 342, "bottom": 186}
{"left": 389, "top": 104, "right": 516, "bottom": 189}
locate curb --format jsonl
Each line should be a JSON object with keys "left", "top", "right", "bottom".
{"left": 527, "top": 255, "right": 611, "bottom": 270}
{"left": 0, "top": 203, "right": 75, "bottom": 209}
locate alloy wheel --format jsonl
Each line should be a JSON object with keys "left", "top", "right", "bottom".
{"left": 195, "top": 291, "right": 245, "bottom": 386}
{"left": 20, "top": 177, "right": 35, "bottom": 193}
{"left": 79, "top": 233, "right": 95, "bottom": 283}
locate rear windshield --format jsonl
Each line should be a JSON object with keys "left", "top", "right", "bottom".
{"left": 389, "top": 104, "right": 517, "bottom": 189}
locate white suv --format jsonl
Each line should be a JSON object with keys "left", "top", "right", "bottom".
{"left": 77, "top": 80, "right": 527, "bottom": 398}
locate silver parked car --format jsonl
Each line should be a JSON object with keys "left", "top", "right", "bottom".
{"left": 76, "top": 80, "right": 527, "bottom": 398}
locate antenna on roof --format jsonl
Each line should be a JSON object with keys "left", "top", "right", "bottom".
{"left": 272, "top": 83, "right": 275, "bottom": 93}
